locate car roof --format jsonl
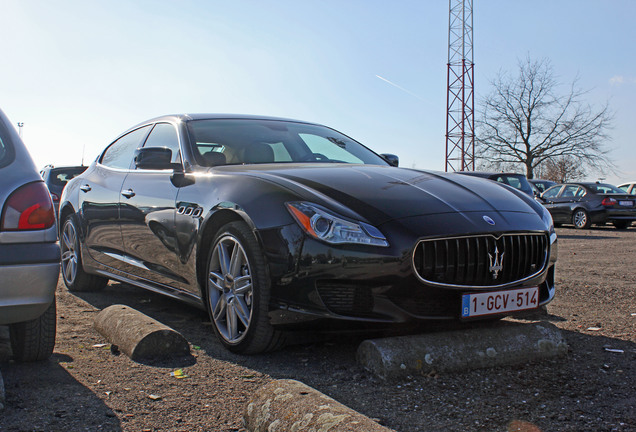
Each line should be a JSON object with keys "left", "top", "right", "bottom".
{"left": 129, "top": 113, "right": 320, "bottom": 129}
{"left": 529, "top": 179, "right": 554, "bottom": 183}
{"left": 457, "top": 171, "right": 527, "bottom": 178}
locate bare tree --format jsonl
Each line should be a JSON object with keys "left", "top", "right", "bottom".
{"left": 541, "top": 155, "right": 586, "bottom": 183}
{"left": 476, "top": 56, "right": 613, "bottom": 179}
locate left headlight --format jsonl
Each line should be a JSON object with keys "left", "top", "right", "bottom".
{"left": 286, "top": 202, "right": 389, "bottom": 247}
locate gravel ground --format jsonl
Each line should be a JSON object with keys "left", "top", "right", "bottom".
{"left": 1, "top": 226, "right": 635, "bottom": 431}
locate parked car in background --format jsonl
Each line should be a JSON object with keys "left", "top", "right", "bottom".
{"left": 529, "top": 179, "right": 556, "bottom": 194}
{"left": 59, "top": 114, "right": 557, "bottom": 354}
{"left": 40, "top": 164, "right": 88, "bottom": 216}
{"left": 455, "top": 171, "right": 535, "bottom": 198}
{"left": 0, "top": 107, "right": 59, "bottom": 361}
{"left": 618, "top": 181, "right": 636, "bottom": 195}
{"left": 539, "top": 182, "right": 636, "bottom": 229}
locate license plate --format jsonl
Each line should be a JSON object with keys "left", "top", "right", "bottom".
{"left": 461, "top": 287, "right": 538, "bottom": 318}
{"left": 619, "top": 200, "right": 633, "bottom": 207}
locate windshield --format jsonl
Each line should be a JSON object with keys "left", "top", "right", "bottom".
{"left": 186, "top": 119, "right": 389, "bottom": 167}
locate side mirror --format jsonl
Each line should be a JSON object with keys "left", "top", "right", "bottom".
{"left": 134, "top": 147, "right": 173, "bottom": 170}
{"left": 381, "top": 153, "right": 399, "bottom": 167}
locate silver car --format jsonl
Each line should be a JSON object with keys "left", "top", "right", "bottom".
{"left": 0, "top": 108, "right": 59, "bottom": 361}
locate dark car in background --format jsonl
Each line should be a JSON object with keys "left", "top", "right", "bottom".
{"left": 540, "top": 182, "right": 636, "bottom": 229}
{"left": 0, "top": 107, "right": 59, "bottom": 362}
{"left": 529, "top": 179, "right": 556, "bottom": 194}
{"left": 455, "top": 171, "right": 535, "bottom": 198}
{"left": 59, "top": 114, "right": 557, "bottom": 354}
{"left": 40, "top": 165, "right": 88, "bottom": 216}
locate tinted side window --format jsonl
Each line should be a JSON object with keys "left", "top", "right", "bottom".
{"left": 142, "top": 123, "right": 181, "bottom": 164}
{"left": 542, "top": 186, "right": 561, "bottom": 199}
{"left": 100, "top": 126, "right": 151, "bottom": 169}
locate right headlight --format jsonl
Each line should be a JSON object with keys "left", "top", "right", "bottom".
{"left": 286, "top": 202, "right": 389, "bottom": 247}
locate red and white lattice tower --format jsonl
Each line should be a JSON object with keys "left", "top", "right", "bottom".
{"left": 445, "top": 0, "right": 475, "bottom": 172}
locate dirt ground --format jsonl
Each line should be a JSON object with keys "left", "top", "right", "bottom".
{"left": 1, "top": 226, "right": 635, "bottom": 432}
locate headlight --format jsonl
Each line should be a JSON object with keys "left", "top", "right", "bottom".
{"left": 286, "top": 202, "right": 389, "bottom": 247}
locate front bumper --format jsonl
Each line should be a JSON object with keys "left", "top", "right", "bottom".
{"left": 263, "top": 223, "right": 557, "bottom": 327}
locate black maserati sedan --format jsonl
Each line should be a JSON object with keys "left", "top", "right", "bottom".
{"left": 59, "top": 114, "right": 557, "bottom": 353}
{"left": 539, "top": 182, "right": 636, "bottom": 229}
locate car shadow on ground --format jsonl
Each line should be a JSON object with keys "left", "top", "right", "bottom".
{"left": 54, "top": 282, "right": 636, "bottom": 431}
{"left": 0, "top": 327, "right": 122, "bottom": 431}
{"left": 556, "top": 225, "right": 635, "bottom": 240}
{"left": 70, "top": 281, "right": 593, "bottom": 379}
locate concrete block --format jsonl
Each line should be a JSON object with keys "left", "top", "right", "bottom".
{"left": 357, "top": 321, "right": 568, "bottom": 379}
{"left": 243, "top": 379, "right": 393, "bottom": 432}
{"left": 94, "top": 304, "right": 190, "bottom": 361}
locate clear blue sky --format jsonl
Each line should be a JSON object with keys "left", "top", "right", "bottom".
{"left": 2, "top": 0, "right": 634, "bottom": 184}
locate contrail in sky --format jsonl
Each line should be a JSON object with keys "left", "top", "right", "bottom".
{"left": 375, "top": 75, "right": 424, "bottom": 101}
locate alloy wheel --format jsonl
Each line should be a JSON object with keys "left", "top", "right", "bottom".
{"left": 207, "top": 234, "right": 254, "bottom": 344}
{"left": 61, "top": 220, "right": 79, "bottom": 285}
{"left": 573, "top": 210, "right": 588, "bottom": 229}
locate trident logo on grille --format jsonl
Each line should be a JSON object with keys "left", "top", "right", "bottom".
{"left": 488, "top": 246, "right": 504, "bottom": 279}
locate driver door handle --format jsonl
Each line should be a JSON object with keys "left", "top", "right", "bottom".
{"left": 121, "top": 189, "right": 136, "bottom": 199}
{"left": 79, "top": 184, "right": 91, "bottom": 193}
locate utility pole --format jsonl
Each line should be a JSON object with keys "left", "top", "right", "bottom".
{"left": 445, "top": 0, "right": 475, "bottom": 172}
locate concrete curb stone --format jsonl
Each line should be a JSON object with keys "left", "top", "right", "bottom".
{"left": 357, "top": 321, "right": 568, "bottom": 379}
{"left": 243, "top": 379, "right": 394, "bottom": 432}
{"left": 93, "top": 304, "right": 190, "bottom": 361}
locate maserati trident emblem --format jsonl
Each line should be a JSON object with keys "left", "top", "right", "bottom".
{"left": 488, "top": 246, "right": 504, "bottom": 279}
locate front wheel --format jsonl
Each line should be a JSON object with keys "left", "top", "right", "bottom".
{"left": 205, "top": 221, "right": 284, "bottom": 354}
{"left": 10, "top": 301, "right": 56, "bottom": 362}
{"left": 572, "top": 209, "right": 590, "bottom": 229}
{"left": 61, "top": 214, "right": 109, "bottom": 292}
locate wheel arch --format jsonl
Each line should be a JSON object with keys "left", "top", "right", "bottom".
{"left": 196, "top": 207, "right": 262, "bottom": 305}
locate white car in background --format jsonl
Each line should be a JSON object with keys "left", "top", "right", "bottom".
{"left": 0, "top": 107, "right": 59, "bottom": 361}
{"left": 618, "top": 182, "right": 636, "bottom": 195}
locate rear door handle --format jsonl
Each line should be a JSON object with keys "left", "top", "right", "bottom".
{"left": 80, "top": 184, "right": 91, "bottom": 193}
{"left": 121, "top": 189, "right": 136, "bottom": 199}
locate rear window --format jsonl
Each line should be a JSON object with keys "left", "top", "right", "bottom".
{"left": 587, "top": 183, "right": 623, "bottom": 194}
{"left": 494, "top": 175, "right": 533, "bottom": 195}
{"left": 0, "top": 123, "right": 16, "bottom": 169}
{"left": 48, "top": 167, "right": 87, "bottom": 186}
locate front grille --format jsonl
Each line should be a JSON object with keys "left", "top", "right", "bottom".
{"left": 316, "top": 282, "right": 375, "bottom": 317}
{"left": 413, "top": 233, "right": 548, "bottom": 287}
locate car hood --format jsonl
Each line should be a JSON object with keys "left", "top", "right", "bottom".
{"left": 210, "top": 164, "right": 545, "bottom": 227}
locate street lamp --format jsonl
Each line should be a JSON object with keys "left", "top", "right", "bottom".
{"left": 17, "top": 122, "right": 24, "bottom": 138}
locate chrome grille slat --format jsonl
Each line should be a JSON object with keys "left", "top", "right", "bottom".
{"left": 413, "top": 233, "right": 549, "bottom": 288}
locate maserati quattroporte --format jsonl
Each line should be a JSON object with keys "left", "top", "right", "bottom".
{"left": 59, "top": 114, "right": 557, "bottom": 353}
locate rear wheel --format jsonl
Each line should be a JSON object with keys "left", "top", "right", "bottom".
{"left": 572, "top": 209, "right": 590, "bottom": 229}
{"left": 9, "top": 301, "right": 56, "bottom": 362}
{"left": 205, "top": 221, "right": 284, "bottom": 354}
{"left": 61, "top": 214, "right": 108, "bottom": 292}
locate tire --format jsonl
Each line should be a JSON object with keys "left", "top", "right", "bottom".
{"left": 9, "top": 301, "right": 56, "bottom": 362}
{"left": 205, "top": 221, "right": 284, "bottom": 354}
{"left": 613, "top": 221, "right": 630, "bottom": 230}
{"left": 572, "top": 209, "right": 590, "bottom": 229}
{"left": 61, "top": 214, "right": 108, "bottom": 292}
